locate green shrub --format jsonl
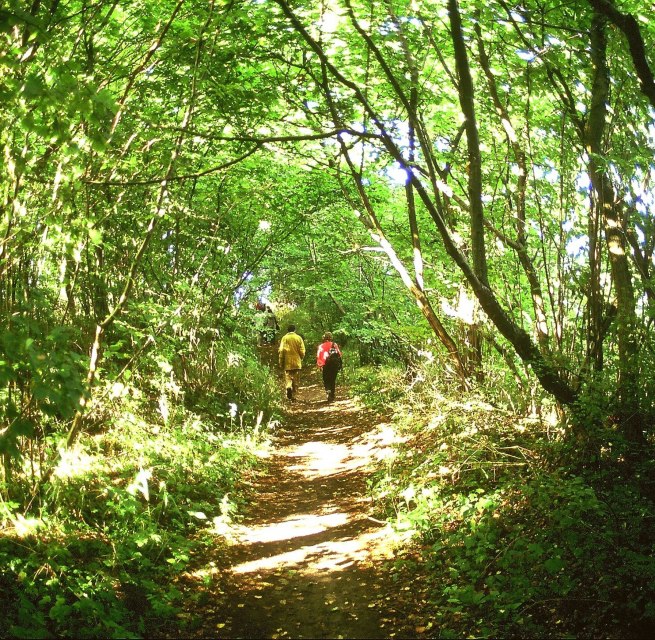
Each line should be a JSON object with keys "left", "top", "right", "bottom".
{"left": 0, "top": 349, "right": 275, "bottom": 638}
{"left": 366, "top": 365, "right": 655, "bottom": 638}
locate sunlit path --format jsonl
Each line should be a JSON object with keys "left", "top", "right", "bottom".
{"left": 182, "top": 369, "right": 416, "bottom": 639}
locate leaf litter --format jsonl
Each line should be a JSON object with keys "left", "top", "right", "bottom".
{"left": 167, "top": 363, "right": 431, "bottom": 639}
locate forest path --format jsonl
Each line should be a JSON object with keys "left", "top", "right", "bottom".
{"left": 183, "top": 351, "right": 426, "bottom": 639}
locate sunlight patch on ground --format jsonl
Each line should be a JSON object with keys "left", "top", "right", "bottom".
{"left": 370, "top": 423, "right": 403, "bottom": 446}
{"left": 289, "top": 398, "right": 361, "bottom": 416}
{"left": 231, "top": 522, "right": 395, "bottom": 575}
{"left": 285, "top": 440, "right": 381, "bottom": 479}
{"left": 290, "top": 404, "right": 341, "bottom": 417}
{"left": 283, "top": 424, "right": 402, "bottom": 479}
{"left": 326, "top": 402, "right": 365, "bottom": 416}
{"left": 54, "top": 446, "right": 97, "bottom": 479}
{"left": 232, "top": 512, "right": 350, "bottom": 544}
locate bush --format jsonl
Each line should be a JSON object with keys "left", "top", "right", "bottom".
{"left": 364, "top": 363, "right": 655, "bottom": 638}
{"left": 0, "top": 334, "right": 277, "bottom": 638}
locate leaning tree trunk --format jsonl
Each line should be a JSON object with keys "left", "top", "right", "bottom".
{"left": 275, "top": 0, "right": 576, "bottom": 405}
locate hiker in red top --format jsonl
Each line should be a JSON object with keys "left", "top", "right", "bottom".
{"left": 316, "top": 332, "right": 342, "bottom": 403}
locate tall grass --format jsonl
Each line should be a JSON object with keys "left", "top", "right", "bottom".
{"left": 0, "top": 343, "right": 280, "bottom": 638}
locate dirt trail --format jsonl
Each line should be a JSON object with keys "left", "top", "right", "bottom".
{"left": 184, "top": 357, "right": 423, "bottom": 639}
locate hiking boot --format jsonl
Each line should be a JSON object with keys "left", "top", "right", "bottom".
{"left": 325, "top": 390, "right": 330, "bottom": 402}
{"left": 328, "top": 391, "right": 335, "bottom": 402}
{"left": 286, "top": 388, "right": 292, "bottom": 400}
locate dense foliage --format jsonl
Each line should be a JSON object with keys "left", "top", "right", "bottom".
{"left": 2, "top": 0, "right": 655, "bottom": 637}
{"left": 353, "top": 360, "right": 655, "bottom": 638}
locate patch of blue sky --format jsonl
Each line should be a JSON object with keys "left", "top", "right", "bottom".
{"left": 337, "top": 129, "right": 357, "bottom": 145}
{"left": 532, "top": 164, "right": 560, "bottom": 184}
{"left": 562, "top": 217, "right": 576, "bottom": 234}
{"left": 337, "top": 117, "right": 447, "bottom": 188}
{"left": 516, "top": 50, "right": 535, "bottom": 62}
{"left": 385, "top": 119, "right": 410, "bottom": 147}
{"left": 384, "top": 162, "right": 410, "bottom": 187}
{"left": 434, "top": 137, "right": 451, "bottom": 153}
{"left": 259, "top": 282, "right": 272, "bottom": 302}
{"left": 566, "top": 235, "right": 589, "bottom": 263}
{"left": 545, "top": 168, "right": 559, "bottom": 184}
{"left": 635, "top": 194, "right": 653, "bottom": 218}
{"left": 234, "top": 273, "right": 253, "bottom": 306}
{"left": 575, "top": 171, "right": 591, "bottom": 194}
{"left": 378, "top": 19, "right": 398, "bottom": 36}
{"left": 400, "top": 16, "right": 422, "bottom": 28}
{"left": 608, "top": 162, "right": 624, "bottom": 185}
{"left": 330, "top": 128, "right": 381, "bottom": 164}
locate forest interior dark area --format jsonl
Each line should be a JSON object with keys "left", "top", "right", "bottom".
{"left": 1, "top": 0, "right": 655, "bottom": 638}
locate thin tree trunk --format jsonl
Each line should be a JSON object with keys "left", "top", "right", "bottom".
{"left": 587, "top": 12, "right": 642, "bottom": 442}
{"left": 448, "top": 0, "right": 488, "bottom": 286}
{"left": 476, "top": 23, "right": 551, "bottom": 353}
{"left": 66, "top": 1, "right": 213, "bottom": 448}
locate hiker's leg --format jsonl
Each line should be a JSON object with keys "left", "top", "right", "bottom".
{"left": 322, "top": 367, "right": 330, "bottom": 391}
{"left": 325, "top": 365, "right": 338, "bottom": 401}
{"left": 284, "top": 370, "right": 293, "bottom": 398}
{"left": 289, "top": 369, "right": 300, "bottom": 397}
{"left": 321, "top": 367, "right": 332, "bottom": 401}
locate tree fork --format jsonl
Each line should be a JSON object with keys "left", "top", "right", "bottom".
{"left": 587, "top": 0, "right": 655, "bottom": 109}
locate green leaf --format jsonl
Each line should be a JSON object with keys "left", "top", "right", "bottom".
{"left": 22, "top": 74, "right": 45, "bottom": 99}
{"left": 543, "top": 556, "right": 564, "bottom": 574}
{"left": 89, "top": 228, "right": 103, "bottom": 246}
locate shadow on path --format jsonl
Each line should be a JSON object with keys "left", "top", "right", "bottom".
{"left": 180, "top": 364, "right": 421, "bottom": 639}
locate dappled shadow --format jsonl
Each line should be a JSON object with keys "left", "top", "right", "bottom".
{"left": 206, "top": 565, "right": 391, "bottom": 639}
{"left": 175, "top": 367, "right": 418, "bottom": 639}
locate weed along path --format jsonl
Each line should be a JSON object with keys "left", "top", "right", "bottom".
{"left": 183, "top": 367, "right": 424, "bottom": 639}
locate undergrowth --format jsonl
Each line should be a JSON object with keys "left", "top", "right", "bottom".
{"left": 0, "top": 345, "right": 280, "bottom": 639}
{"left": 352, "top": 360, "right": 655, "bottom": 639}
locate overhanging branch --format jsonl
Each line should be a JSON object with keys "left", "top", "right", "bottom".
{"left": 587, "top": 0, "right": 655, "bottom": 109}
{"left": 82, "top": 144, "right": 262, "bottom": 186}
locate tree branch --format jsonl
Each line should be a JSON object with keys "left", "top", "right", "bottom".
{"left": 82, "top": 145, "right": 262, "bottom": 186}
{"left": 587, "top": 0, "right": 655, "bottom": 109}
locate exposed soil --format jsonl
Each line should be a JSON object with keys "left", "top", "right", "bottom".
{"left": 178, "top": 349, "right": 431, "bottom": 639}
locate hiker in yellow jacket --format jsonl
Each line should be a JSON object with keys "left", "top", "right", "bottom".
{"left": 278, "top": 324, "right": 306, "bottom": 400}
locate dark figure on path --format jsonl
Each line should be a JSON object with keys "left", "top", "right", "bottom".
{"left": 254, "top": 301, "right": 279, "bottom": 345}
{"left": 316, "top": 332, "right": 342, "bottom": 403}
{"left": 264, "top": 306, "right": 279, "bottom": 344}
{"left": 279, "top": 324, "right": 306, "bottom": 400}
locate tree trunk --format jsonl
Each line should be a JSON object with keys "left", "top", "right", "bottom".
{"left": 587, "top": 12, "right": 642, "bottom": 443}
{"left": 448, "top": 0, "right": 488, "bottom": 286}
